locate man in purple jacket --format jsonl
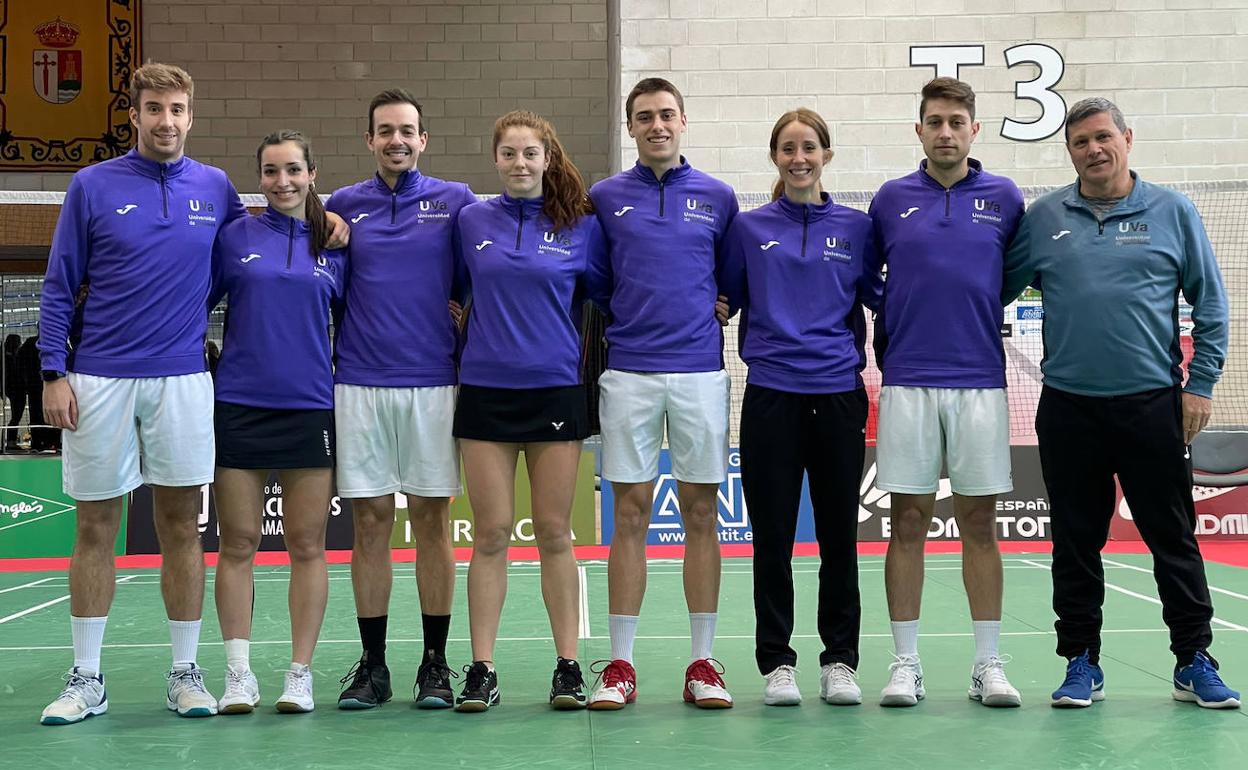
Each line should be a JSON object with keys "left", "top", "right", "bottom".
{"left": 327, "top": 89, "right": 476, "bottom": 711}
{"left": 869, "top": 78, "right": 1024, "bottom": 709}
{"left": 38, "top": 63, "right": 249, "bottom": 724}
{"left": 587, "top": 78, "right": 740, "bottom": 710}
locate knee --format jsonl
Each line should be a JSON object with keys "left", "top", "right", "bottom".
{"left": 354, "top": 504, "right": 395, "bottom": 539}
{"left": 153, "top": 510, "right": 201, "bottom": 549}
{"left": 533, "top": 519, "right": 573, "bottom": 555}
{"left": 218, "top": 528, "right": 260, "bottom": 562}
{"left": 407, "top": 501, "right": 450, "bottom": 537}
{"left": 890, "top": 507, "right": 929, "bottom": 545}
{"left": 473, "top": 524, "right": 512, "bottom": 558}
{"left": 960, "top": 510, "right": 998, "bottom": 548}
{"left": 613, "top": 499, "right": 651, "bottom": 540}
{"left": 286, "top": 533, "right": 325, "bottom": 564}
{"left": 681, "top": 499, "right": 717, "bottom": 535}
{"left": 76, "top": 513, "right": 119, "bottom": 549}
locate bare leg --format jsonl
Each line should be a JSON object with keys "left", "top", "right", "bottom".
{"left": 406, "top": 494, "right": 454, "bottom": 616}
{"left": 884, "top": 493, "right": 936, "bottom": 622}
{"left": 677, "top": 481, "right": 721, "bottom": 613}
{"left": 279, "top": 469, "right": 333, "bottom": 665}
{"left": 212, "top": 469, "right": 265, "bottom": 641}
{"left": 606, "top": 481, "right": 654, "bottom": 615}
{"left": 460, "top": 439, "right": 520, "bottom": 663}
{"left": 526, "top": 441, "right": 583, "bottom": 660}
{"left": 152, "top": 485, "right": 206, "bottom": 621}
{"left": 350, "top": 495, "right": 396, "bottom": 617}
{"left": 953, "top": 494, "right": 1002, "bottom": 621}
{"left": 68, "top": 497, "right": 125, "bottom": 616}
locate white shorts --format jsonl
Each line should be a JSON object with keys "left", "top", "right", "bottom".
{"left": 62, "top": 372, "right": 215, "bottom": 501}
{"left": 876, "top": 386, "right": 1012, "bottom": 496}
{"left": 334, "top": 384, "right": 460, "bottom": 498}
{"left": 599, "top": 369, "right": 730, "bottom": 484}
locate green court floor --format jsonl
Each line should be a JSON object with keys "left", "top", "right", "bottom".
{"left": 1, "top": 554, "right": 1246, "bottom": 769}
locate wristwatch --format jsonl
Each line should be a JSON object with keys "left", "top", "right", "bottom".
{"left": 41, "top": 370, "right": 65, "bottom": 382}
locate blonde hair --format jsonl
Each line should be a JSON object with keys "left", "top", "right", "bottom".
{"left": 129, "top": 62, "right": 194, "bottom": 108}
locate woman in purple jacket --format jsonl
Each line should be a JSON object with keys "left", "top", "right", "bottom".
{"left": 451, "top": 111, "right": 608, "bottom": 712}
{"left": 208, "top": 130, "right": 346, "bottom": 715}
{"left": 720, "top": 108, "right": 883, "bottom": 709}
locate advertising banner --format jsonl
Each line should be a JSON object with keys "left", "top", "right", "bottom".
{"left": 0, "top": 456, "right": 124, "bottom": 558}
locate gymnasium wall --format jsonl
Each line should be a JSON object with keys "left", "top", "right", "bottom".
{"left": 617, "top": 0, "right": 1248, "bottom": 190}
{"left": 0, "top": 0, "right": 611, "bottom": 194}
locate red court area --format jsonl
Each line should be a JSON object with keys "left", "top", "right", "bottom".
{"left": 3, "top": 540, "right": 1245, "bottom": 572}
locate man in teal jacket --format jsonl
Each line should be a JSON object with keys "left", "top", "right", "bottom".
{"left": 1003, "top": 97, "right": 1239, "bottom": 710}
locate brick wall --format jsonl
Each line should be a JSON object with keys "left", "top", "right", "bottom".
{"left": 618, "top": 0, "right": 1248, "bottom": 191}
{"left": 2, "top": 0, "right": 610, "bottom": 195}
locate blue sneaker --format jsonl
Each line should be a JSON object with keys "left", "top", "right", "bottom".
{"left": 1051, "top": 652, "right": 1105, "bottom": 708}
{"left": 1173, "top": 652, "right": 1241, "bottom": 709}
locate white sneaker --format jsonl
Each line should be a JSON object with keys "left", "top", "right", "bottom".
{"left": 880, "top": 654, "right": 925, "bottom": 707}
{"left": 167, "top": 663, "right": 218, "bottom": 717}
{"left": 762, "top": 665, "right": 801, "bottom": 706}
{"left": 970, "top": 655, "right": 1022, "bottom": 707}
{"left": 276, "top": 665, "right": 315, "bottom": 713}
{"left": 218, "top": 665, "right": 261, "bottom": 714}
{"left": 820, "top": 662, "right": 862, "bottom": 705}
{"left": 41, "top": 667, "right": 108, "bottom": 725}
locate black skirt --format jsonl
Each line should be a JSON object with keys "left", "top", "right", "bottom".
{"left": 214, "top": 401, "right": 335, "bottom": 469}
{"left": 453, "top": 384, "right": 590, "bottom": 442}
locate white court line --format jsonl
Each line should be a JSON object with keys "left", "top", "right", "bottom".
{"left": 1021, "top": 559, "right": 1248, "bottom": 633}
{"left": 0, "top": 575, "right": 136, "bottom": 625}
{"left": 3, "top": 627, "right": 1239, "bottom": 654}
{"left": 1103, "top": 556, "right": 1248, "bottom": 606}
{"left": 0, "top": 576, "right": 56, "bottom": 594}
{"left": 577, "top": 565, "right": 591, "bottom": 639}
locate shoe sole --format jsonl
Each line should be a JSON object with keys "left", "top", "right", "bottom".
{"left": 971, "top": 692, "right": 1022, "bottom": 708}
{"left": 415, "top": 695, "right": 454, "bottom": 709}
{"left": 550, "top": 694, "right": 588, "bottom": 710}
{"left": 1173, "top": 689, "right": 1241, "bottom": 709}
{"left": 764, "top": 696, "right": 802, "bottom": 707}
{"left": 821, "top": 693, "right": 862, "bottom": 706}
{"left": 880, "top": 691, "right": 924, "bottom": 707}
{"left": 275, "top": 700, "right": 314, "bottom": 713}
{"left": 169, "top": 705, "right": 217, "bottom": 717}
{"left": 40, "top": 702, "right": 108, "bottom": 725}
{"left": 587, "top": 698, "right": 630, "bottom": 711}
{"left": 1051, "top": 690, "right": 1105, "bottom": 708}
{"left": 219, "top": 701, "right": 259, "bottom": 715}
{"left": 687, "top": 697, "right": 733, "bottom": 709}
{"left": 454, "top": 696, "right": 499, "bottom": 713}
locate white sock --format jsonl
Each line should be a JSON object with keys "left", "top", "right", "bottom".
{"left": 289, "top": 662, "right": 309, "bottom": 675}
{"left": 972, "top": 620, "right": 1001, "bottom": 664}
{"left": 689, "top": 612, "right": 717, "bottom": 662}
{"left": 608, "top": 614, "right": 639, "bottom": 663}
{"left": 224, "top": 638, "right": 250, "bottom": 671}
{"left": 71, "top": 616, "right": 108, "bottom": 674}
{"left": 891, "top": 620, "right": 920, "bottom": 658}
{"left": 168, "top": 619, "right": 202, "bottom": 668}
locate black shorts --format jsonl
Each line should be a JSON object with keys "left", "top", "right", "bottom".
{"left": 214, "top": 401, "right": 335, "bottom": 469}
{"left": 453, "top": 384, "right": 589, "bottom": 443}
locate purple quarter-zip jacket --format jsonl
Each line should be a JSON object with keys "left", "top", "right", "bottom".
{"left": 209, "top": 208, "right": 346, "bottom": 410}
{"left": 326, "top": 170, "right": 476, "bottom": 387}
{"left": 455, "top": 194, "right": 609, "bottom": 388}
{"left": 869, "top": 159, "right": 1023, "bottom": 389}
{"left": 589, "top": 159, "right": 738, "bottom": 373}
{"left": 40, "top": 149, "right": 247, "bottom": 376}
{"left": 720, "top": 194, "right": 883, "bottom": 393}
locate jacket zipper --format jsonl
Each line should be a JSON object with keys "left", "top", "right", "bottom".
{"left": 659, "top": 182, "right": 665, "bottom": 217}
{"left": 801, "top": 208, "right": 809, "bottom": 258}
{"left": 286, "top": 219, "right": 294, "bottom": 270}
{"left": 391, "top": 191, "right": 397, "bottom": 224}
{"left": 515, "top": 209, "right": 525, "bottom": 249}
{"left": 160, "top": 166, "right": 169, "bottom": 218}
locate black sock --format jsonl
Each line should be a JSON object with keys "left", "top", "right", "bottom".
{"left": 422, "top": 613, "right": 451, "bottom": 660}
{"left": 358, "top": 615, "right": 388, "bottom": 665}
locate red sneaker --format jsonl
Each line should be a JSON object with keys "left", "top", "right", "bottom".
{"left": 684, "top": 658, "right": 733, "bottom": 708}
{"left": 588, "top": 659, "right": 637, "bottom": 710}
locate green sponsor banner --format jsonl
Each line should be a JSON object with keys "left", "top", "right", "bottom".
{"left": 0, "top": 457, "right": 126, "bottom": 558}
{"left": 390, "top": 451, "right": 598, "bottom": 547}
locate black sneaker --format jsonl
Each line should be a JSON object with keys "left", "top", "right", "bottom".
{"left": 337, "top": 655, "right": 392, "bottom": 709}
{"left": 454, "top": 662, "right": 499, "bottom": 713}
{"left": 414, "top": 653, "right": 457, "bottom": 709}
{"left": 550, "top": 658, "right": 588, "bottom": 710}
